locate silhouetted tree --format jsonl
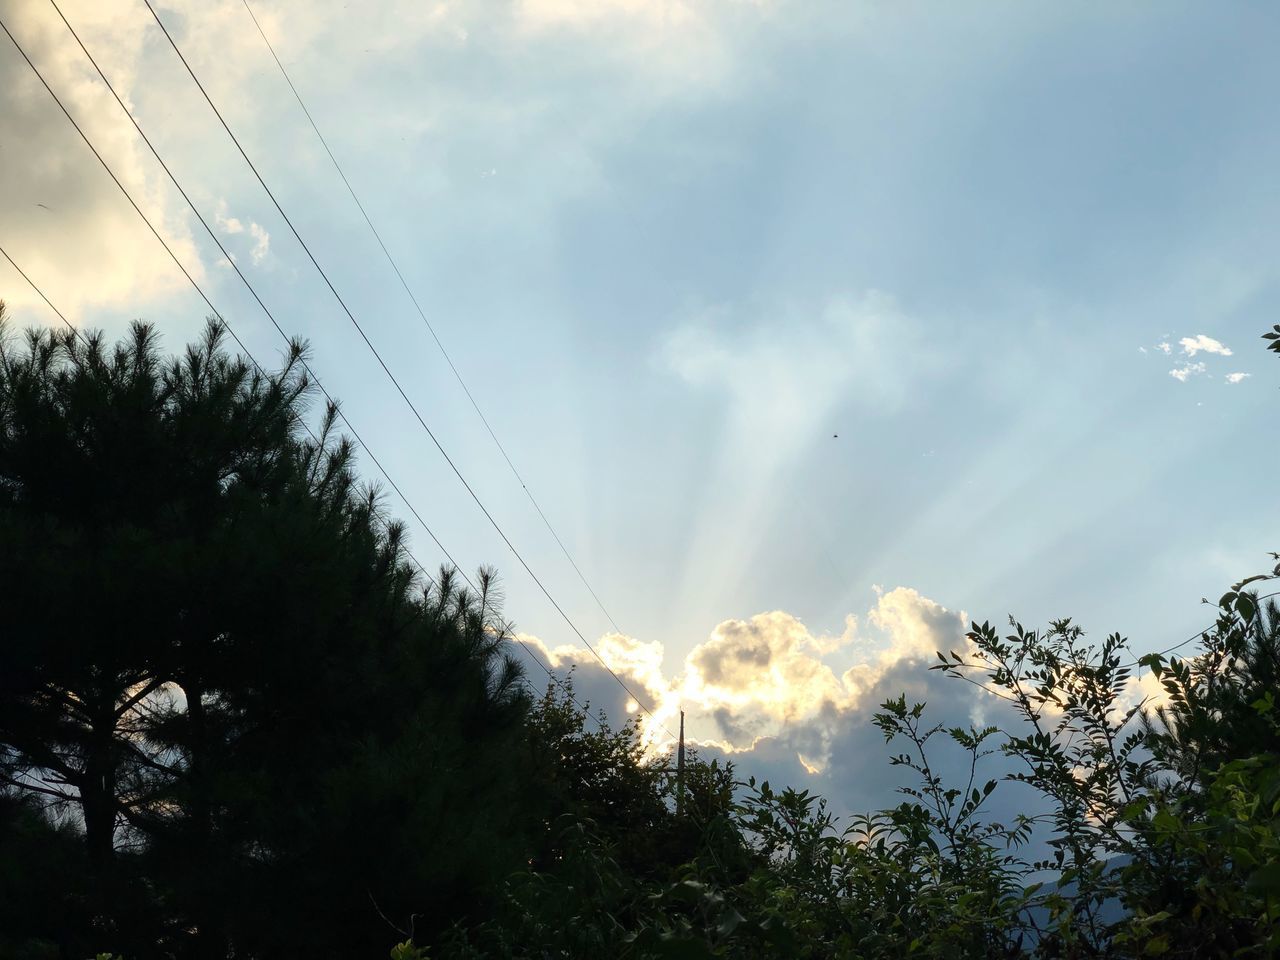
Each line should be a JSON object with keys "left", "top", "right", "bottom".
{"left": 0, "top": 312, "right": 532, "bottom": 958}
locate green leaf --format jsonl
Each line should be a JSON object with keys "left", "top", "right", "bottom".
{"left": 1143, "top": 933, "right": 1170, "bottom": 955}
{"left": 1236, "top": 594, "right": 1257, "bottom": 622}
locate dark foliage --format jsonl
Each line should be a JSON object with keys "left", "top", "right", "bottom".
{"left": 0, "top": 313, "right": 531, "bottom": 958}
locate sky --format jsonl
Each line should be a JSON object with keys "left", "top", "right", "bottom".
{"left": 2, "top": 0, "right": 1278, "bottom": 815}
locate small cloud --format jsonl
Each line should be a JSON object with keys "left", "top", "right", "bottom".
{"left": 1169, "top": 361, "right": 1206, "bottom": 382}
{"left": 216, "top": 200, "right": 270, "bottom": 265}
{"left": 248, "top": 222, "right": 270, "bottom": 265}
{"left": 1138, "top": 346, "right": 1148, "bottom": 354}
{"left": 1225, "top": 372, "right": 1251, "bottom": 384}
{"left": 1155, "top": 342, "right": 1172, "bottom": 355}
{"left": 214, "top": 199, "right": 244, "bottom": 235}
{"left": 1179, "top": 334, "right": 1232, "bottom": 357}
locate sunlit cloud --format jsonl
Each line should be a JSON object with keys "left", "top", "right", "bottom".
{"left": 0, "top": 0, "right": 204, "bottom": 322}
{"left": 1225, "top": 372, "right": 1250, "bottom": 384}
{"left": 511, "top": 586, "right": 982, "bottom": 774}
{"left": 1179, "top": 334, "right": 1232, "bottom": 357}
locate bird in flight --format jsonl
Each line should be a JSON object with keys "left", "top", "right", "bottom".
{"left": 35, "top": 203, "right": 51, "bottom": 211}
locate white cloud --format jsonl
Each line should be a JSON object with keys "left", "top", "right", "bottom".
{"left": 1179, "top": 334, "right": 1232, "bottom": 357}
{"left": 214, "top": 200, "right": 245, "bottom": 236}
{"left": 247, "top": 222, "right": 270, "bottom": 264}
{"left": 213, "top": 200, "right": 271, "bottom": 265}
{"left": 512, "top": 586, "right": 983, "bottom": 776}
{"left": 511, "top": 586, "right": 1188, "bottom": 826}
{"left": 1156, "top": 341, "right": 1172, "bottom": 354}
{"left": 1169, "top": 361, "right": 1206, "bottom": 382}
{"left": 0, "top": 0, "right": 204, "bottom": 323}
{"left": 1225, "top": 372, "right": 1250, "bottom": 384}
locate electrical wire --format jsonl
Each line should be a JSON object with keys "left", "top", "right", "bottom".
{"left": 238, "top": 0, "right": 629, "bottom": 642}
{"left": 30, "top": 1, "right": 469, "bottom": 587}
{"left": 0, "top": 237, "right": 605, "bottom": 730}
{"left": 140, "top": 0, "right": 673, "bottom": 739}
{"left": 0, "top": 243, "right": 88, "bottom": 347}
{"left": 5, "top": 5, "right": 632, "bottom": 740}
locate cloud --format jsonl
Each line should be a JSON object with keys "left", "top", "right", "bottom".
{"left": 511, "top": 584, "right": 1186, "bottom": 831}
{"left": 213, "top": 200, "right": 271, "bottom": 266}
{"left": 514, "top": 629, "right": 676, "bottom": 746}
{"left": 510, "top": 585, "right": 1025, "bottom": 815}
{"left": 1169, "top": 361, "right": 1206, "bottom": 382}
{"left": 684, "top": 610, "right": 854, "bottom": 731}
{"left": 1179, "top": 334, "right": 1232, "bottom": 357}
{"left": 247, "top": 223, "right": 270, "bottom": 264}
{"left": 664, "top": 291, "right": 919, "bottom": 422}
{"left": 1155, "top": 342, "right": 1172, "bottom": 354}
{"left": 660, "top": 291, "right": 930, "bottom": 607}
{"left": 1225, "top": 372, "right": 1250, "bottom": 384}
{"left": 0, "top": 0, "right": 204, "bottom": 323}
{"left": 513, "top": 0, "right": 775, "bottom": 97}
{"left": 519, "top": 0, "right": 699, "bottom": 29}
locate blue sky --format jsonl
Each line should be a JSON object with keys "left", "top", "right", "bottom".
{"left": 2, "top": 0, "right": 1277, "bottom": 809}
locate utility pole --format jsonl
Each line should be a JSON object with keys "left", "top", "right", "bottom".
{"left": 676, "top": 709, "right": 686, "bottom": 817}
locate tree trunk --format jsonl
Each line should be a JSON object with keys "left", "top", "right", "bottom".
{"left": 81, "top": 706, "right": 120, "bottom": 934}
{"left": 181, "top": 677, "right": 228, "bottom": 960}
{"left": 82, "top": 708, "right": 117, "bottom": 875}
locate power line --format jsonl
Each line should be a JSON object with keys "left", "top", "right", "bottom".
{"left": 231, "top": 1, "right": 626, "bottom": 733}
{"left": 140, "top": 0, "right": 672, "bottom": 738}
{"left": 20, "top": 1, "right": 611, "bottom": 731}
{"left": 1113, "top": 588, "right": 1280, "bottom": 671}
{"left": 239, "top": 0, "right": 629, "bottom": 642}
{"left": 4, "top": 216, "right": 433, "bottom": 594}
{"left": 1, "top": 240, "right": 602, "bottom": 730}
{"left": 25, "top": 1, "right": 470, "bottom": 591}
{"left": 8, "top": 2, "right": 634, "bottom": 741}
{"left": 0, "top": 244, "right": 88, "bottom": 347}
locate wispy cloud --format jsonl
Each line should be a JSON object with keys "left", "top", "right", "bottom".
{"left": 1179, "top": 334, "right": 1232, "bottom": 357}
{"left": 1225, "top": 372, "right": 1251, "bottom": 384}
{"left": 1169, "top": 361, "right": 1206, "bottom": 382}
{"left": 661, "top": 291, "right": 927, "bottom": 610}
{"left": 214, "top": 200, "right": 271, "bottom": 266}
